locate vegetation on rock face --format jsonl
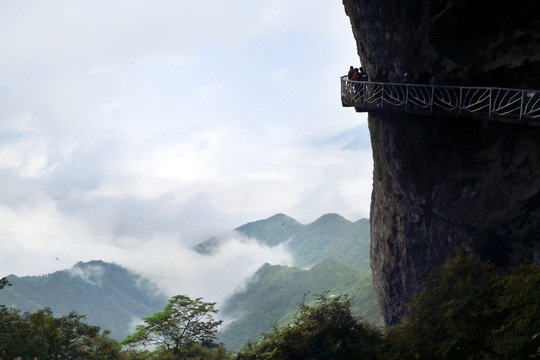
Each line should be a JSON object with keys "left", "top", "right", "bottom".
{"left": 387, "top": 254, "right": 540, "bottom": 359}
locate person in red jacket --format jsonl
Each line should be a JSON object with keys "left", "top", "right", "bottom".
{"left": 347, "top": 66, "right": 355, "bottom": 80}
{"left": 351, "top": 68, "right": 360, "bottom": 81}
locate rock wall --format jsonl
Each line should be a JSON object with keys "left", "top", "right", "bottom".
{"left": 342, "top": 0, "right": 540, "bottom": 326}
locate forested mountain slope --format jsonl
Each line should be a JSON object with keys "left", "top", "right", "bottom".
{"left": 209, "top": 213, "right": 377, "bottom": 351}
{"left": 218, "top": 258, "right": 378, "bottom": 351}
{"left": 0, "top": 260, "right": 167, "bottom": 340}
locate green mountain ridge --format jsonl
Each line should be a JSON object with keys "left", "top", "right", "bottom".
{"left": 235, "top": 213, "right": 303, "bottom": 247}
{"left": 194, "top": 213, "right": 377, "bottom": 351}
{"left": 218, "top": 258, "right": 379, "bottom": 351}
{"left": 196, "top": 213, "right": 371, "bottom": 272}
{"left": 0, "top": 260, "right": 167, "bottom": 340}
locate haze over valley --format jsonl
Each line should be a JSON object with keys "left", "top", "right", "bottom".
{"left": 0, "top": 213, "right": 378, "bottom": 351}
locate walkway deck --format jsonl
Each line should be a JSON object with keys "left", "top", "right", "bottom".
{"left": 341, "top": 76, "right": 540, "bottom": 125}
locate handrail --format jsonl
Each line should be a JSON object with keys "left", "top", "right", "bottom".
{"left": 341, "top": 76, "right": 540, "bottom": 124}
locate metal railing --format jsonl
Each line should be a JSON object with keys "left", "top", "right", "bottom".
{"left": 341, "top": 76, "right": 540, "bottom": 123}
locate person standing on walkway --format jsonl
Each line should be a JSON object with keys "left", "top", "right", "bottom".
{"left": 347, "top": 66, "right": 355, "bottom": 80}
{"left": 359, "top": 67, "right": 368, "bottom": 82}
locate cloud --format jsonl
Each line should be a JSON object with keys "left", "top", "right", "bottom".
{"left": 0, "top": 131, "right": 51, "bottom": 178}
{"left": 0, "top": 0, "right": 371, "bottom": 305}
{"left": 119, "top": 233, "right": 294, "bottom": 306}
{"left": 68, "top": 263, "right": 105, "bottom": 287}
{"left": 0, "top": 197, "right": 293, "bottom": 307}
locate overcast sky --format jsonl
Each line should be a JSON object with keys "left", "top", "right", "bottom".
{"left": 0, "top": 1, "right": 371, "bottom": 305}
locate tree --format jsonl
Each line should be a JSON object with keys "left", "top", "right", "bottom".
{"left": 122, "top": 295, "right": 223, "bottom": 358}
{"left": 0, "top": 277, "right": 11, "bottom": 290}
{"left": 236, "top": 292, "right": 386, "bottom": 360}
{"left": 0, "top": 306, "right": 28, "bottom": 359}
{"left": 24, "top": 308, "right": 121, "bottom": 359}
{"left": 0, "top": 306, "right": 122, "bottom": 359}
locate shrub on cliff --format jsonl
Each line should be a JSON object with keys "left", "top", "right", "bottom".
{"left": 387, "top": 254, "right": 540, "bottom": 359}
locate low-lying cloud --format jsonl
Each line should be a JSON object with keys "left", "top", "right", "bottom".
{"left": 68, "top": 263, "right": 106, "bottom": 287}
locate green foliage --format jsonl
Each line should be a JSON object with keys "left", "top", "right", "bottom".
{"left": 218, "top": 259, "right": 380, "bottom": 351}
{"left": 120, "top": 344, "right": 233, "bottom": 360}
{"left": 179, "top": 342, "right": 233, "bottom": 360}
{"left": 387, "top": 254, "right": 497, "bottom": 359}
{"left": 0, "top": 306, "right": 27, "bottom": 359}
{"left": 489, "top": 263, "right": 540, "bottom": 358}
{"left": 122, "top": 294, "right": 224, "bottom": 358}
{"left": 387, "top": 254, "right": 540, "bottom": 360}
{"left": 0, "top": 306, "right": 122, "bottom": 359}
{"left": 235, "top": 292, "right": 386, "bottom": 360}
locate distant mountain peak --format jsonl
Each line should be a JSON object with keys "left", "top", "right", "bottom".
{"left": 69, "top": 260, "right": 133, "bottom": 286}
{"left": 194, "top": 213, "right": 370, "bottom": 269}
{"left": 235, "top": 213, "right": 300, "bottom": 231}
{"left": 74, "top": 259, "right": 107, "bottom": 267}
{"left": 230, "top": 214, "right": 302, "bottom": 247}
{"left": 314, "top": 213, "right": 348, "bottom": 222}
{"left": 267, "top": 213, "right": 289, "bottom": 219}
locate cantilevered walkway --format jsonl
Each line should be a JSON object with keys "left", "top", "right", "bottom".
{"left": 341, "top": 76, "right": 540, "bottom": 125}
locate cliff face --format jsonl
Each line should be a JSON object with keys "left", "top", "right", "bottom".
{"left": 342, "top": 0, "right": 540, "bottom": 326}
